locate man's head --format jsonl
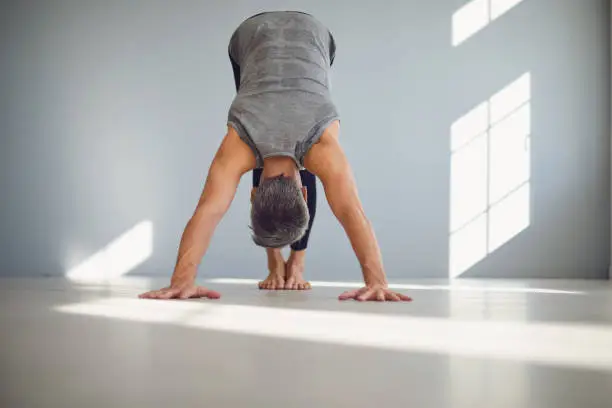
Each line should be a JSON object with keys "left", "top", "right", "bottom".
{"left": 250, "top": 174, "right": 309, "bottom": 248}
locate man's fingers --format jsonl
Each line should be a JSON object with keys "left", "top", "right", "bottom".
{"left": 195, "top": 287, "right": 209, "bottom": 297}
{"left": 179, "top": 287, "right": 196, "bottom": 299}
{"left": 196, "top": 286, "right": 221, "bottom": 299}
{"left": 159, "top": 289, "right": 180, "bottom": 299}
{"left": 397, "top": 293, "right": 413, "bottom": 302}
{"left": 339, "top": 289, "right": 359, "bottom": 300}
{"left": 338, "top": 287, "right": 411, "bottom": 302}
{"left": 357, "top": 288, "right": 375, "bottom": 301}
{"left": 144, "top": 290, "right": 163, "bottom": 299}
{"left": 386, "top": 291, "right": 401, "bottom": 302}
{"left": 207, "top": 290, "right": 222, "bottom": 299}
{"left": 139, "top": 286, "right": 221, "bottom": 300}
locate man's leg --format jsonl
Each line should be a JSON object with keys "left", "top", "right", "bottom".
{"left": 231, "top": 45, "right": 288, "bottom": 290}
{"left": 233, "top": 51, "right": 286, "bottom": 290}
{"left": 284, "top": 169, "right": 316, "bottom": 290}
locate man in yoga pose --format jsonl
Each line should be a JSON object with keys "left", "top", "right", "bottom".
{"left": 140, "top": 11, "right": 411, "bottom": 302}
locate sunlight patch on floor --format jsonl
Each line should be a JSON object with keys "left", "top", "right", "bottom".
{"left": 205, "top": 278, "right": 582, "bottom": 295}
{"left": 54, "top": 297, "right": 611, "bottom": 370}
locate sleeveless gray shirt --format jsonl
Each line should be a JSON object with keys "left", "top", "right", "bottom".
{"left": 227, "top": 11, "right": 339, "bottom": 168}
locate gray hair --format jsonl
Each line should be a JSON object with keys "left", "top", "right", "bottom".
{"left": 250, "top": 174, "right": 310, "bottom": 248}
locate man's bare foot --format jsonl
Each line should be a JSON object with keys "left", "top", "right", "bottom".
{"left": 284, "top": 251, "right": 311, "bottom": 290}
{"left": 259, "top": 249, "right": 286, "bottom": 290}
{"left": 258, "top": 272, "right": 285, "bottom": 290}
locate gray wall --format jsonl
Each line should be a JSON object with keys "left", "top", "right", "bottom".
{"left": 1, "top": 0, "right": 609, "bottom": 280}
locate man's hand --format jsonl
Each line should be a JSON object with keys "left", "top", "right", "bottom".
{"left": 339, "top": 285, "right": 412, "bottom": 302}
{"left": 305, "top": 124, "right": 403, "bottom": 300}
{"left": 139, "top": 282, "right": 221, "bottom": 300}
{"left": 141, "top": 127, "right": 254, "bottom": 301}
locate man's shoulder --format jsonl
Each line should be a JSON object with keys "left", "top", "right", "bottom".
{"left": 303, "top": 121, "right": 345, "bottom": 177}
{"left": 214, "top": 126, "right": 257, "bottom": 175}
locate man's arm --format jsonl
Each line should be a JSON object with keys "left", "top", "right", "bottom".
{"left": 140, "top": 127, "right": 256, "bottom": 300}
{"left": 304, "top": 123, "right": 411, "bottom": 302}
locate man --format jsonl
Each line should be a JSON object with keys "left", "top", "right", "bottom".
{"left": 140, "top": 11, "right": 411, "bottom": 302}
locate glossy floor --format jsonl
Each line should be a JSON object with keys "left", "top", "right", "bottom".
{"left": 1, "top": 277, "right": 612, "bottom": 408}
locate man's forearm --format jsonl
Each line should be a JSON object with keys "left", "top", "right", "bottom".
{"left": 337, "top": 208, "right": 388, "bottom": 286}
{"left": 305, "top": 127, "right": 388, "bottom": 286}
{"left": 170, "top": 207, "right": 224, "bottom": 285}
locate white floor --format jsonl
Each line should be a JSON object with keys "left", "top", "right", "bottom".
{"left": 1, "top": 277, "right": 612, "bottom": 408}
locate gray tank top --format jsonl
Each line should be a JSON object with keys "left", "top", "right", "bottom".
{"left": 227, "top": 11, "right": 339, "bottom": 168}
